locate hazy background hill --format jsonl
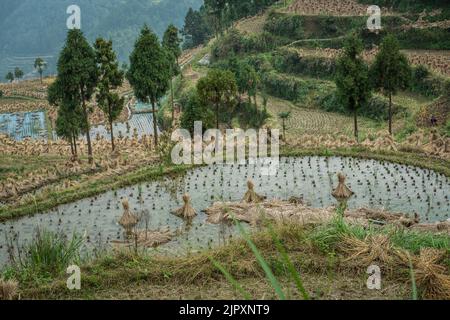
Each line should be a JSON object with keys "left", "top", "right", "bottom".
{"left": 0, "top": 0, "right": 202, "bottom": 81}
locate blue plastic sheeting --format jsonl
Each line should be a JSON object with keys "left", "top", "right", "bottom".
{"left": 0, "top": 111, "right": 48, "bottom": 141}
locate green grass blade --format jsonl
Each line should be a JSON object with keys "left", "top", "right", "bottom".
{"left": 234, "top": 218, "right": 286, "bottom": 300}
{"left": 267, "top": 223, "right": 310, "bottom": 300}
{"left": 209, "top": 257, "right": 252, "bottom": 300}
{"left": 407, "top": 252, "right": 418, "bottom": 300}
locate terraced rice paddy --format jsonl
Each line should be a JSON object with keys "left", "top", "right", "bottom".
{"left": 1, "top": 156, "right": 449, "bottom": 267}
{"left": 0, "top": 111, "right": 48, "bottom": 140}
{"left": 90, "top": 112, "right": 160, "bottom": 140}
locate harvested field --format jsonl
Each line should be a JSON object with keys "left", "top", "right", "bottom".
{"left": 285, "top": 0, "right": 391, "bottom": 17}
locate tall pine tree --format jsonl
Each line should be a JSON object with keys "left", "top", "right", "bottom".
{"left": 127, "top": 25, "right": 171, "bottom": 148}
{"left": 52, "top": 29, "right": 98, "bottom": 163}
{"left": 95, "top": 38, "right": 125, "bottom": 151}
{"left": 163, "top": 24, "right": 182, "bottom": 125}
{"left": 371, "top": 34, "right": 411, "bottom": 135}
{"left": 335, "top": 35, "right": 371, "bottom": 140}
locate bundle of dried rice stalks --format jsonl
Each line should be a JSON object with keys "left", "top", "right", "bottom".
{"left": 411, "top": 221, "right": 450, "bottom": 234}
{"left": 404, "top": 248, "right": 450, "bottom": 300}
{"left": 112, "top": 228, "right": 173, "bottom": 249}
{"left": 243, "top": 180, "right": 265, "bottom": 203}
{"left": 349, "top": 208, "right": 419, "bottom": 228}
{"left": 119, "top": 198, "right": 139, "bottom": 236}
{"left": 205, "top": 199, "right": 359, "bottom": 226}
{"left": 332, "top": 173, "right": 354, "bottom": 200}
{"left": 415, "top": 249, "right": 450, "bottom": 299}
{"left": 172, "top": 194, "right": 197, "bottom": 219}
{"left": 340, "top": 234, "right": 395, "bottom": 267}
{"left": 0, "top": 278, "right": 18, "bottom": 300}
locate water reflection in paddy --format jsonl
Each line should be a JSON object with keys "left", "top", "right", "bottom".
{"left": 1, "top": 156, "right": 449, "bottom": 267}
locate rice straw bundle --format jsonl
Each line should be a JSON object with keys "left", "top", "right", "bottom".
{"left": 332, "top": 173, "right": 354, "bottom": 200}
{"left": 243, "top": 180, "right": 265, "bottom": 203}
{"left": 172, "top": 194, "right": 197, "bottom": 219}
{"left": 412, "top": 248, "right": 450, "bottom": 300}
{"left": 340, "top": 234, "right": 395, "bottom": 266}
{"left": 0, "top": 278, "right": 18, "bottom": 300}
{"left": 119, "top": 198, "right": 139, "bottom": 236}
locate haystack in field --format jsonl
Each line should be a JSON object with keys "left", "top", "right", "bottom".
{"left": 340, "top": 234, "right": 395, "bottom": 266}
{"left": 112, "top": 227, "right": 173, "bottom": 249}
{"left": 172, "top": 194, "right": 197, "bottom": 219}
{"left": 119, "top": 198, "right": 139, "bottom": 237}
{"left": 348, "top": 208, "right": 419, "bottom": 228}
{"left": 0, "top": 278, "right": 18, "bottom": 300}
{"left": 243, "top": 180, "right": 265, "bottom": 203}
{"left": 332, "top": 173, "right": 354, "bottom": 200}
{"left": 205, "top": 200, "right": 351, "bottom": 226}
{"left": 396, "top": 248, "right": 450, "bottom": 300}
{"left": 414, "top": 248, "right": 450, "bottom": 300}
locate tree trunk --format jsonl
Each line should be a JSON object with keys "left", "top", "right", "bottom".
{"left": 216, "top": 101, "right": 220, "bottom": 129}
{"left": 82, "top": 99, "right": 93, "bottom": 164}
{"left": 354, "top": 109, "right": 359, "bottom": 141}
{"left": 69, "top": 136, "right": 74, "bottom": 156}
{"left": 283, "top": 120, "right": 286, "bottom": 141}
{"left": 388, "top": 92, "right": 392, "bottom": 135}
{"left": 151, "top": 97, "right": 158, "bottom": 148}
{"left": 170, "top": 77, "right": 175, "bottom": 127}
{"left": 73, "top": 134, "right": 78, "bottom": 157}
{"left": 109, "top": 115, "right": 115, "bottom": 151}
{"left": 39, "top": 72, "right": 43, "bottom": 84}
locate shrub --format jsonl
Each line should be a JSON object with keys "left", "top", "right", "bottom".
{"left": 180, "top": 89, "right": 215, "bottom": 134}
{"left": 211, "top": 29, "right": 280, "bottom": 62}
{"left": 264, "top": 12, "right": 304, "bottom": 39}
{"left": 273, "top": 48, "right": 336, "bottom": 79}
{"left": 236, "top": 102, "right": 270, "bottom": 129}
{"left": 262, "top": 71, "right": 334, "bottom": 103}
{"left": 6, "top": 228, "right": 83, "bottom": 280}
{"left": 410, "top": 65, "right": 446, "bottom": 98}
{"left": 444, "top": 119, "right": 450, "bottom": 137}
{"left": 319, "top": 91, "right": 408, "bottom": 121}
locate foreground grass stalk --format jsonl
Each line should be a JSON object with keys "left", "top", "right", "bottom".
{"left": 234, "top": 218, "right": 287, "bottom": 300}
{"left": 407, "top": 252, "right": 418, "bottom": 300}
{"left": 266, "top": 223, "right": 310, "bottom": 300}
{"left": 208, "top": 257, "right": 252, "bottom": 300}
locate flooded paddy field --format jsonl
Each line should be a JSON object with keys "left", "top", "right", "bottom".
{"left": 1, "top": 156, "right": 449, "bottom": 267}
{"left": 89, "top": 112, "right": 160, "bottom": 141}
{"left": 0, "top": 111, "right": 48, "bottom": 140}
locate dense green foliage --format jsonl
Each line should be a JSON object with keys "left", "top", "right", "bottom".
{"left": 264, "top": 12, "right": 304, "bottom": 39}
{"left": 371, "top": 35, "right": 411, "bottom": 134}
{"left": 273, "top": 49, "right": 336, "bottom": 79}
{"left": 410, "top": 65, "right": 447, "bottom": 98}
{"left": 4, "top": 229, "right": 83, "bottom": 282}
{"left": 49, "top": 29, "right": 98, "bottom": 162}
{"left": 182, "top": 0, "right": 279, "bottom": 49}
{"left": 319, "top": 91, "right": 407, "bottom": 121}
{"left": 335, "top": 35, "right": 371, "bottom": 139}
{"left": 261, "top": 71, "right": 333, "bottom": 103}
{"left": 197, "top": 69, "right": 238, "bottom": 128}
{"left": 127, "top": 25, "right": 172, "bottom": 147}
{"left": 180, "top": 90, "right": 215, "bottom": 134}
{"left": 211, "top": 29, "right": 282, "bottom": 61}
{"left": 5, "top": 72, "right": 14, "bottom": 83}
{"left": 95, "top": 38, "right": 125, "bottom": 151}
{"left": 34, "top": 57, "right": 47, "bottom": 83}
